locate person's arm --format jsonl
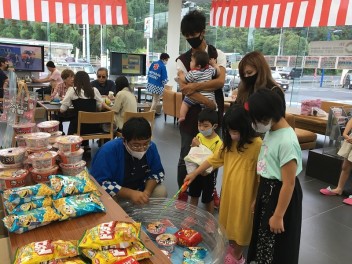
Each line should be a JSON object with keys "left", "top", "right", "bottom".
{"left": 32, "top": 73, "right": 51, "bottom": 83}
{"left": 343, "top": 118, "right": 352, "bottom": 143}
{"left": 116, "top": 187, "right": 150, "bottom": 205}
{"left": 184, "top": 160, "right": 212, "bottom": 185}
{"left": 146, "top": 143, "right": 165, "bottom": 184}
{"left": 59, "top": 87, "right": 74, "bottom": 113}
{"left": 209, "top": 59, "right": 221, "bottom": 78}
{"left": 269, "top": 159, "right": 297, "bottom": 234}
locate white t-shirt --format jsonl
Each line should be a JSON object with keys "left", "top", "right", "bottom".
{"left": 49, "top": 69, "right": 63, "bottom": 89}
{"left": 60, "top": 86, "right": 104, "bottom": 112}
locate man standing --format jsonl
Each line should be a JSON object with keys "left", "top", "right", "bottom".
{"left": 176, "top": 10, "right": 226, "bottom": 204}
{"left": 90, "top": 67, "right": 116, "bottom": 96}
{"left": 147, "top": 53, "right": 169, "bottom": 112}
{"left": 32, "top": 61, "right": 63, "bottom": 95}
{"left": 0, "top": 57, "right": 9, "bottom": 100}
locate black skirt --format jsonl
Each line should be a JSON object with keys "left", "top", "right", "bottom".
{"left": 247, "top": 177, "right": 303, "bottom": 264}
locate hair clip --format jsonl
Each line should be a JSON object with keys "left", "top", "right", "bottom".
{"left": 244, "top": 102, "right": 249, "bottom": 111}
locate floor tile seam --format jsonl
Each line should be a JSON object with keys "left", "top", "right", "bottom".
{"left": 302, "top": 204, "right": 345, "bottom": 221}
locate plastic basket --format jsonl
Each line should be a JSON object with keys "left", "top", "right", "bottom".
{"left": 121, "top": 198, "right": 228, "bottom": 263}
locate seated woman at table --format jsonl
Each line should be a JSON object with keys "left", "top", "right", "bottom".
{"left": 60, "top": 71, "right": 111, "bottom": 149}
{"left": 111, "top": 76, "right": 137, "bottom": 131}
{"left": 90, "top": 117, "right": 167, "bottom": 205}
{"left": 50, "top": 69, "right": 75, "bottom": 133}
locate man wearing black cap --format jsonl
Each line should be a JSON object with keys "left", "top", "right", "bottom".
{"left": 32, "top": 61, "right": 63, "bottom": 96}
{"left": 0, "top": 56, "right": 9, "bottom": 100}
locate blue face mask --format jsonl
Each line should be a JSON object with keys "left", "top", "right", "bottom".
{"left": 199, "top": 127, "right": 213, "bottom": 137}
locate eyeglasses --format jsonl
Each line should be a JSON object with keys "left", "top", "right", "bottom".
{"left": 97, "top": 75, "right": 106, "bottom": 79}
{"left": 128, "top": 142, "right": 151, "bottom": 151}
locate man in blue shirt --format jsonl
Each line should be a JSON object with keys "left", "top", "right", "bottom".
{"left": 90, "top": 67, "right": 116, "bottom": 96}
{"left": 147, "top": 53, "right": 169, "bottom": 112}
{"left": 90, "top": 117, "right": 167, "bottom": 204}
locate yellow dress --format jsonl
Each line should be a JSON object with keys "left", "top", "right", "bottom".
{"left": 207, "top": 137, "right": 262, "bottom": 245}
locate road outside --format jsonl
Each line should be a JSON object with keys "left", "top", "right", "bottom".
{"left": 285, "top": 75, "right": 352, "bottom": 106}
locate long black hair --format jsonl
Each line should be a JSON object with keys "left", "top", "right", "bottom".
{"left": 247, "top": 88, "right": 285, "bottom": 125}
{"left": 222, "top": 104, "right": 257, "bottom": 154}
{"left": 74, "top": 71, "right": 94, "bottom": 99}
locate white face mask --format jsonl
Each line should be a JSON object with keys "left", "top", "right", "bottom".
{"left": 124, "top": 143, "right": 147, "bottom": 160}
{"left": 252, "top": 120, "right": 272, "bottom": 133}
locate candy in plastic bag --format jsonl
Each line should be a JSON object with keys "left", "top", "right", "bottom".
{"left": 3, "top": 183, "right": 55, "bottom": 202}
{"left": 4, "top": 196, "right": 53, "bottom": 214}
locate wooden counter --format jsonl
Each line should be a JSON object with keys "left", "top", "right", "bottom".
{"left": 7, "top": 180, "right": 171, "bottom": 264}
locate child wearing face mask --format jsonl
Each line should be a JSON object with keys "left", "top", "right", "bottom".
{"left": 185, "top": 105, "right": 262, "bottom": 264}
{"left": 185, "top": 109, "right": 222, "bottom": 214}
{"left": 177, "top": 50, "right": 220, "bottom": 122}
{"left": 246, "top": 89, "right": 303, "bottom": 264}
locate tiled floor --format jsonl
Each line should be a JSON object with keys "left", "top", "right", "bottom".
{"left": 1, "top": 114, "right": 352, "bottom": 263}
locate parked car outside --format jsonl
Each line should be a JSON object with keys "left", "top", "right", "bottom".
{"left": 278, "top": 67, "right": 303, "bottom": 79}
{"left": 223, "top": 68, "right": 240, "bottom": 94}
{"left": 56, "top": 62, "right": 96, "bottom": 81}
{"left": 343, "top": 73, "right": 352, "bottom": 89}
{"left": 272, "top": 71, "right": 290, "bottom": 91}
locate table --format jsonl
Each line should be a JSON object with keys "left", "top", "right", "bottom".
{"left": 37, "top": 101, "right": 61, "bottom": 120}
{"left": 26, "top": 83, "right": 50, "bottom": 100}
{"left": 131, "top": 83, "right": 147, "bottom": 103}
{"left": 137, "top": 102, "right": 151, "bottom": 112}
{"left": 7, "top": 178, "right": 171, "bottom": 264}
{"left": 224, "top": 96, "right": 236, "bottom": 104}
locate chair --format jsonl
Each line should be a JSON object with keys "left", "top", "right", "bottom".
{"left": 123, "top": 110, "right": 156, "bottom": 131}
{"left": 162, "top": 87, "right": 176, "bottom": 123}
{"left": 175, "top": 92, "right": 183, "bottom": 122}
{"left": 285, "top": 113, "right": 317, "bottom": 150}
{"left": 76, "top": 111, "right": 114, "bottom": 141}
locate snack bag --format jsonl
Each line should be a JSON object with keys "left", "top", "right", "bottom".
{"left": 113, "top": 256, "right": 139, "bottom": 264}
{"left": 3, "top": 206, "right": 61, "bottom": 233}
{"left": 174, "top": 228, "right": 203, "bottom": 247}
{"left": 79, "top": 221, "right": 141, "bottom": 250}
{"left": 53, "top": 257, "right": 87, "bottom": 263}
{"left": 49, "top": 175, "right": 98, "bottom": 199}
{"left": 183, "top": 247, "right": 208, "bottom": 264}
{"left": 82, "top": 241, "right": 152, "bottom": 263}
{"left": 53, "top": 192, "right": 106, "bottom": 221}
{"left": 13, "top": 240, "right": 79, "bottom": 264}
{"left": 4, "top": 196, "right": 53, "bottom": 214}
{"left": 184, "top": 144, "right": 213, "bottom": 174}
{"left": 3, "top": 183, "right": 55, "bottom": 202}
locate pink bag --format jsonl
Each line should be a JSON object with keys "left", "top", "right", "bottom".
{"left": 300, "top": 99, "right": 321, "bottom": 116}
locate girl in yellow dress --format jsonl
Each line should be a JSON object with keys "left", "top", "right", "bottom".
{"left": 185, "top": 105, "right": 262, "bottom": 264}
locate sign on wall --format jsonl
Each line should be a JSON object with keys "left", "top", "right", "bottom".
{"left": 304, "top": 56, "right": 320, "bottom": 68}
{"left": 309, "top": 40, "right": 352, "bottom": 56}
{"left": 320, "top": 57, "right": 337, "bottom": 69}
{"left": 276, "top": 56, "right": 289, "bottom": 67}
{"left": 264, "top": 56, "right": 276, "bottom": 67}
{"left": 288, "top": 56, "right": 304, "bottom": 67}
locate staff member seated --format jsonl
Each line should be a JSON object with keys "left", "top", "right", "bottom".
{"left": 90, "top": 67, "right": 116, "bottom": 96}
{"left": 90, "top": 117, "right": 167, "bottom": 205}
{"left": 32, "top": 61, "right": 63, "bottom": 96}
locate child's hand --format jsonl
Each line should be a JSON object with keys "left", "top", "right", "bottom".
{"left": 269, "top": 214, "right": 285, "bottom": 234}
{"left": 209, "top": 58, "right": 217, "bottom": 66}
{"left": 184, "top": 174, "right": 197, "bottom": 185}
{"left": 191, "top": 137, "right": 200, "bottom": 147}
{"left": 346, "top": 137, "right": 352, "bottom": 144}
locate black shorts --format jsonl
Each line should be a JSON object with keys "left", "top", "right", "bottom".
{"left": 188, "top": 171, "right": 216, "bottom": 204}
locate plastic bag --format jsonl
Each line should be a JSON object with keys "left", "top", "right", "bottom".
{"left": 184, "top": 144, "right": 213, "bottom": 174}
{"left": 300, "top": 99, "right": 321, "bottom": 116}
{"left": 311, "top": 107, "right": 327, "bottom": 117}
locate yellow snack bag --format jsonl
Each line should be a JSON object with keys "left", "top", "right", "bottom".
{"left": 13, "top": 240, "right": 79, "bottom": 264}
{"left": 81, "top": 241, "right": 153, "bottom": 263}
{"left": 79, "top": 221, "right": 141, "bottom": 250}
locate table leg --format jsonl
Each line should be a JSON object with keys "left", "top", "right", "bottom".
{"left": 138, "top": 88, "right": 142, "bottom": 103}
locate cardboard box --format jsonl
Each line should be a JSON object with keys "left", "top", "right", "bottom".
{"left": 0, "top": 237, "right": 11, "bottom": 264}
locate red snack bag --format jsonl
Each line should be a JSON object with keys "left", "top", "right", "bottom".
{"left": 174, "top": 228, "right": 202, "bottom": 247}
{"left": 113, "top": 256, "right": 139, "bottom": 264}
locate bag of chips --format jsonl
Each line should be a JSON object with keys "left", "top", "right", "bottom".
{"left": 49, "top": 175, "right": 98, "bottom": 199}
{"left": 3, "top": 183, "right": 55, "bottom": 202}
{"left": 4, "top": 196, "right": 53, "bottom": 214}
{"left": 53, "top": 192, "right": 106, "bottom": 221}
{"left": 79, "top": 221, "right": 141, "bottom": 250}
{"left": 81, "top": 241, "right": 152, "bottom": 263}
{"left": 183, "top": 247, "right": 208, "bottom": 264}
{"left": 13, "top": 240, "right": 79, "bottom": 264}
{"left": 3, "top": 206, "right": 61, "bottom": 233}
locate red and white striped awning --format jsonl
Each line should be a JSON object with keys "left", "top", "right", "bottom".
{"left": 0, "top": 0, "right": 128, "bottom": 25}
{"left": 210, "top": 0, "right": 352, "bottom": 28}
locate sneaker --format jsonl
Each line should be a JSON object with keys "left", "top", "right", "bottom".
{"left": 175, "top": 192, "right": 188, "bottom": 210}
{"left": 213, "top": 189, "right": 220, "bottom": 209}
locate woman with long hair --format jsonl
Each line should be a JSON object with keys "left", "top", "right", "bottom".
{"left": 236, "top": 51, "right": 285, "bottom": 110}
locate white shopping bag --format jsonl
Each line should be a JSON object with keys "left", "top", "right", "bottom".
{"left": 184, "top": 144, "right": 213, "bottom": 174}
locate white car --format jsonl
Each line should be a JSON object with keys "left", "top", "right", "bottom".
{"left": 271, "top": 71, "right": 290, "bottom": 91}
